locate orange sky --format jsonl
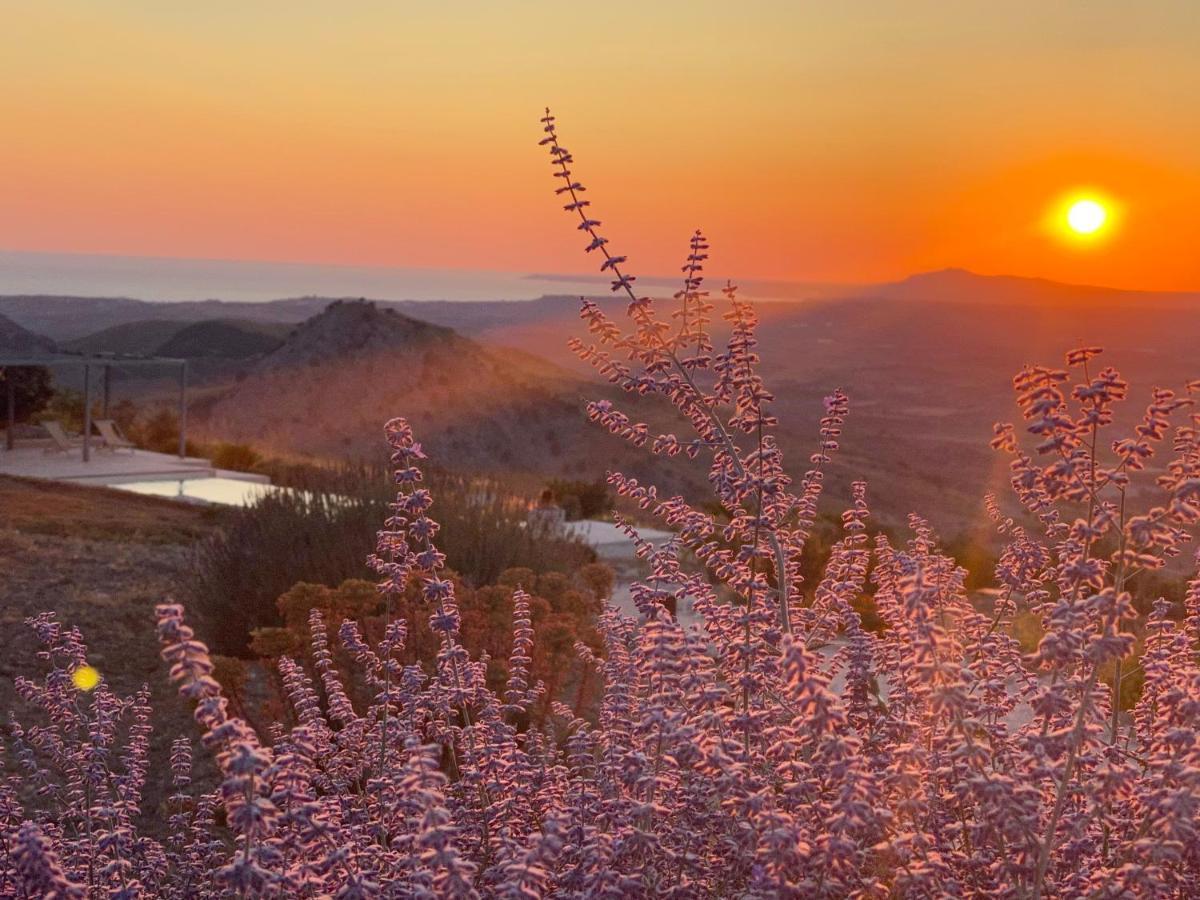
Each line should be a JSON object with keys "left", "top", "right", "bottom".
{"left": 3, "top": 2, "right": 1199, "bottom": 290}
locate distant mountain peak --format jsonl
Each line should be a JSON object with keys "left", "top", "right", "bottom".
{"left": 872, "top": 267, "right": 1199, "bottom": 305}
{"left": 257, "top": 298, "right": 459, "bottom": 371}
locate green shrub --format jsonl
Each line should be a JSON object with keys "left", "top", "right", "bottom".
{"left": 191, "top": 465, "right": 596, "bottom": 656}
{"left": 121, "top": 408, "right": 201, "bottom": 456}
{"left": 209, "top": 442, "right": 262, "bottom": 472}
{"left": 37, "top": 389, "right": 89, "bottom": 433}
{"left": 545, "top": 477, "right": 613, "bottom": 520}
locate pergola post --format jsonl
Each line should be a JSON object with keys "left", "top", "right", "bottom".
{"left": 82, "top": 364, "right": 92, "bottom": 463}
{"left": 102, "top": 365, "right": 112, "bottom": 418}
{"left": 178, "top": 360, "right": 188, "bottom": 459}
{"left": 5, "top": 368, "right": 14, "bottom": 451}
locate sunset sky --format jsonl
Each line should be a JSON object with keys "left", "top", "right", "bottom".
{"left": 3, "top": 2, "right": 1199, "bottom": 291}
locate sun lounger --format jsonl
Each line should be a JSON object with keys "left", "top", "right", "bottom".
{"left": 42, "top": 420, "right": 82, "bottom": 454}
{"left": 94, "top": 419, "right": 137, "bottom": 453}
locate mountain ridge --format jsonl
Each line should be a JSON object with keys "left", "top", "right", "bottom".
{"left": 868, "top": 267, "right": 1200, "bottom": 306}
{"left": 4, "top": 268, "right": 1199, "bottom": 343}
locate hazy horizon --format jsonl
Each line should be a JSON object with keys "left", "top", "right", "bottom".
{"left": 0, "top": 248, "right": 871, "bottom": 304}
{"left": 4, "top": 248, "right": 1199, "bottom": 307}
{"left": 0, "top": 249, "right": 631, "bottom": 304}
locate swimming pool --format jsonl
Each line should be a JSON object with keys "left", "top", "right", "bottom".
{"left": 110, "top": 477, "right": 277, "bottom": 506}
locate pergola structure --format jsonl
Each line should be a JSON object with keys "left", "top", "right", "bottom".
{"left": 1, "top": 353, "right": 188, "bottom": 462}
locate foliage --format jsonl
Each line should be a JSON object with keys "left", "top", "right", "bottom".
{"left": 28, "top": 390, "right": 205, "bottom": 460}
{"left": 942, "top": 529, "right": 1001, "bottom": 591}
{"left": 250, "top": 570, "right": 609, "bottom": 723}
{"left": 108, "top": 398, "right": 139, "bottom": 435}
{"left": 36, "top": 387, "right": 88, "bottom": 433}
{"left": 44, "top": 392, "right": 253, "bottom": 468}
{"left": 190, "top": 466, "right": 595, "bottom": 656}
{"left": 126, "top": 407, "right": 188, "bottom": 455}
{"left": 208, "top": 441, "right": 264, "bottom": 473}
{"left": 544, "top": 477, "right": 613, "bottom": 520}
{"left": 3, "top": 110, "right": 1200, "bottom": 897}
{"left": 37, "top": 388, "right": 147, "bottom": 438}
{"left": 0, "top": 366, "right": 54, "bottom": 424}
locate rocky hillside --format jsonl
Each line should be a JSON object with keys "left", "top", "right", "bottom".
{"left": 200, "top": 300, "right": 690, "bottom": 490}
{"left": 255, "top": 300, "right": 457, "bottom": 369}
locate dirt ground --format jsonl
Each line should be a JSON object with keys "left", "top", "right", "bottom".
{"left": 0, "top": 476, "right": 225, "bottom": 822}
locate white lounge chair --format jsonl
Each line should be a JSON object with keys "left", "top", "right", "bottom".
{"left": 42, "top": 420, "right": 82, "bottom": 455}
{"left": 94, "top": 419, "right": 136, "bottom": 453}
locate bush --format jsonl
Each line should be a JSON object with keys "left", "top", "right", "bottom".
{"left": 248, "top": 569, "right": 609, "bottom": 724}
{"left": 544, "top": 476, "right": 613, "bottom": 520}
{"left": 208, "top": 441, "right": 262, "bottom": 472}
{"left": 190, "top": 465, "right": 596, "bottom": 655}
{"left": 36, "top": 388, "right": 88, "bottom": 433}
{"left": 108, "top": 398, "right": 139, "bottom": 434}
{"left": 129, "top": 408, "right": 180, "bottom": 453}
{"left": 123, "top": 407, "right": 203, "bottom": 456}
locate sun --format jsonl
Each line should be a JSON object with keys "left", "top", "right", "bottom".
{"left": 1067, "top": 198, "right": 1108, "bottom": 235}
{"left": 1048, "top": 190, "right": 1119, "bottom": 245}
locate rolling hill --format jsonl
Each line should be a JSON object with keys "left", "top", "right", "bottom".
{"left": 0, "top": 295, "right": 328, "bottom": 342}
{"left": 198, "top": 299, "right": 696, "bottom": 493}
{"left": 62, "top": 318, "right": 289, "bottom": 359}
{"left": 155, "top": 319, "right": 289, "bottom": 359}
{"left": 0, "top": 312, "right": 57, "bottom": 355}
{"left": 62, "top": 320, "right": 191, "bottom": 356}
{"left": 6, "top": 268, "right": 1200, "bottom": 344}
{"left": 371, "top": 271, "right": 1200, "bottom": 532}
{"left": 7, "top": 270, "right": 1199, "bottom": 533}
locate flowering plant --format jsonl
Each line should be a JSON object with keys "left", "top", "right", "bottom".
{"left": 2, "top": 112, "right": 1199, "bottom": 898}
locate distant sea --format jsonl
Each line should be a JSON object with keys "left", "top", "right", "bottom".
{"left": 0, "top": 250, "right": 842, "bottom": 304}
{"left": 0, "top": 251, "right": 613, "bottom": 303}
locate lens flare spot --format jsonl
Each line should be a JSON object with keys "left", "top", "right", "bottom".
{"left": 71, "top": 665, "right": 101, "bottom": 692}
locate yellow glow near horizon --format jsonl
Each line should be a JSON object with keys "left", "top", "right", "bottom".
{"left": 71, "top": 665, "right": 101, "bottom": 692}
{"left": 1067, "top": 198, "right": 1107, "bottom": 234}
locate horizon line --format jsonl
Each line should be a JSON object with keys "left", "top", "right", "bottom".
{"left": 1, "top": 247, "right": 1198, "bottom": 300}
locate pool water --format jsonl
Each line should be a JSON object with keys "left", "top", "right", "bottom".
{"left": 111, "top": 477, "right": 276, "bottom": 506}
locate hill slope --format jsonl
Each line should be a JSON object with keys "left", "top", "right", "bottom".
{"left": 10, "top": 271, "right": 1200, "bottom": 533}
{"left": 155, "top": 319, "right": 289, "bottom": 359}
{"left": 62, "top": 317, "right": 290, "bottom": 359}
{"left": 62, "top": 319, "right": 187, "bottom": 356}
{"left": 0, "top": 312, "right": 57, "bottom": 354}
{"left": 0, "top": 295, "right": 328, "bottom": 342}
{"left": 392, "top": 274, "right": 1200, "bottom": 532}
{"left": 200, "top": 300, "right": 690, "bottom": 490}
